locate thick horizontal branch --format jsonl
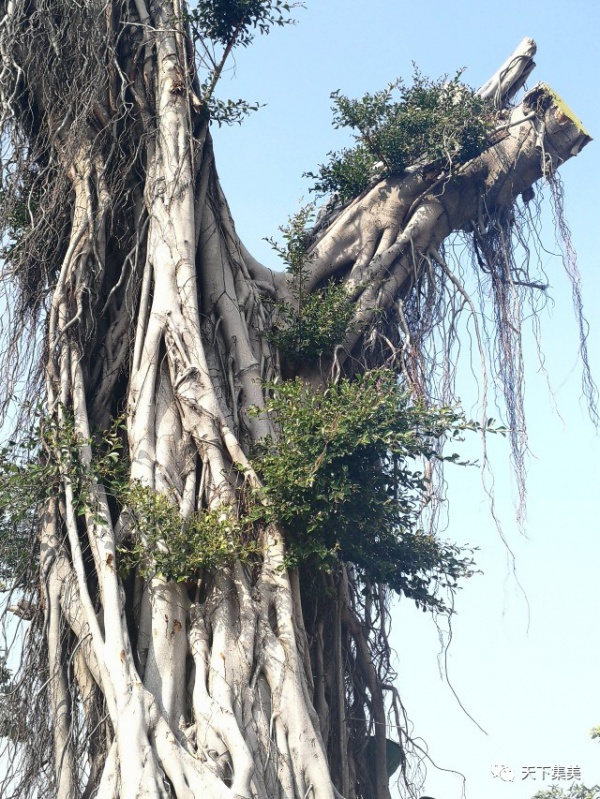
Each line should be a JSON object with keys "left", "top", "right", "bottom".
{"left": 305, "top": 82, "right": 590, "bottom": 300}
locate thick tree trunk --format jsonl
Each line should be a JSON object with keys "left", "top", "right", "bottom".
{"left": 0, "top": 4, "right": 589, "bottom": 799}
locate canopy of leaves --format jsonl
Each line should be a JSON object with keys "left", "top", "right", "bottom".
{"left": 306, "top": 70, "right": 495, "bottom": 203}
{"left": 254, "top": 370, "right": 481, "bottom": 610}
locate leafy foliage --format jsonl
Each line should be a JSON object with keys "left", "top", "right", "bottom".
{"left": 306, "top": 70, "right": 495, "bottom": 203}
{"left": 0, "top": 411, "right": 257, "bottom": 586}
{"left": 186, "top": 1, "right": 297, "bottom": 124}
{"left": 0, "top": 412, "right": 59, "bottom": 587}
{"left": 186, "top": 0, "right": 295, "bottom": 48}
{"left": 0, "top": 184, "right": 32, "bottom": 262}
{"left": 0, "top": 654, "right": 11, "bottom": 694}
{"left": 119, "top": 484, "right": 258, "bottom": 582}
{"left": 531, "top": 785, "right": 600, "bottom": 799}
{"left": 253, "top": 370, "right": 487, "bottom": 609}
{"left": 88, "top": 423, "right": 258, "bottom": 580}
{"left": 0, "top": 379, "right": 489, "bottom": 606}
{"left": 0, "top": 380, "right": 493, "bottom": 608}
{"left": 203, "top": 96, "right": 265, "bottom": 126}
{"left": 0, "top": 652, "right": 22, "bottom": 742}
{"left": 0, "top": 409, "right": 125, "bottom": 587}
{"left": 268, "top": 206, "right": 354, "bottom": 361}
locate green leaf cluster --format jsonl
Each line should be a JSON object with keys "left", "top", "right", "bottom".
{"left": 0, "top": 411, "right": 129, "bottom": 586}
{"left": 0, "top": 166, "right": 43, "bottom": 267}
{"left": 0, "top": 410, "right": 258, "bottom": 585}
{"left": 203, "top": 96, "right": 264, "bottom": 127}
{"left": 532, "top": 786, "right": 600, "bottom": 799}
{"left": 119, "top": 483, "right": 258, "bottom": 582}
{"left": 187, "top": 0, "right": 295, "bottom": 48}
{"left": 0, "top": 378, "right": 493, "bottom": 606}
{"left": 88, "top": 420, "right": 259, "bottom": 581}
{"left": 0, "top": 414, "right": 60, "bottom": 585}
{"left": 87, "top": 422, "right": 259, "bottom": 580}
{"left": 253, "top": 370, "right": 484, "bottom": 609}
{"left": 306, "top": 70, "right": 495, "bottom": 203}
{"left": 271, "top": 283, "right": 353, "bottom": 362}
{"left": 0, "top": 654, "right": 11, "bottom": 694}
{"left": 0, "top": 189, "right": 30, "bottom": 259}
{"left": 186, "top": 1, "right": 296, "bottom": 125}
{"left": 268, "top": 206, "right": 354, "bottom": 361}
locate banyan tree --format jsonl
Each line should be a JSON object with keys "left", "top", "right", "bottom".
{"left": 0, "top": 2, "right": 593, "bottom": 798}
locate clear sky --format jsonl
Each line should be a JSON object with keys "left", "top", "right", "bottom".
{"left": 211, "top": 2, "right": 600, "bottom": 798}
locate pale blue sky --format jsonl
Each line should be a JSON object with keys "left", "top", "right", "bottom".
{"left": 213, "top": 2, "right": 600, "bottom": 798}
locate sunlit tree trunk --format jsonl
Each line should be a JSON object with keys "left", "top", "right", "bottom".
{"left": 0, "top": 4, "right": 589, "bottom": 798}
